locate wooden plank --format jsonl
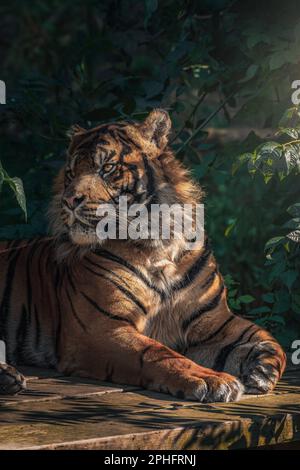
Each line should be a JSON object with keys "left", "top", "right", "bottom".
{"left": 18, "top": 366, "right": 64, "bottom": 381}
{"left": 25, "top": 415, "right": 299, "bottom": 451}
{"left": 0, "top": 376, "right": 139, "bottom": 405}
{"left": 0, "top": 371, "right": 300, "bottom": 450}
{"left": 271, "top": 368, "right": 300, "bottom": 396}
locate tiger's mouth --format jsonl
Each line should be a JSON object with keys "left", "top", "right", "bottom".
{"left": 62, "top": 202, "right": 96, "bottom": 227}
{"left": 68, "top": 220, "right": 99, "bottom": 245}
{"left": 62, "top": 205, "right": 99, "bottom": 245}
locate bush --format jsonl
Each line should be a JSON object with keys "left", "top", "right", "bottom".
{"left": 1, "top": 0, "right": 300, "bottom": 348}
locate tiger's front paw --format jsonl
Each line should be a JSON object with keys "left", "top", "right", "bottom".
{"left": 242, "top": 365, "right": 276, "bottom": 394}
{"left": 0, "top": 363, "right": 26, "bottom": 395}
{"left": 242, "top": 361, "right": 280, "bottom": 394}
{"left": 185, "top": 372, "right": 244, "bottom": 403}
{"left": 198, "top": 373, "right": 244, "bottom": 403}
{"left": 241, "top": 341, "right": 286, "bottom": 394}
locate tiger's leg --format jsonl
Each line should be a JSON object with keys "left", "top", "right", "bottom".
{"left": 185, "top": 315, "right": 286, "bottom": 394}
{"left": 58, "top": 326, "right": 244, "bottom": 402}
{"left": 0, "top": 363, "right": 26, "bottom": 395}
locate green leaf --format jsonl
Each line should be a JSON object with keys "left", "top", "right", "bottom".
{"left": 223, "top": 274, "right": 238, "bottom": 288}
{"left": 229, "top": 299, "right": 241, "bottom": 311}
{"left": 264, "top": 174, "right": 272, "bottom": 184}
{"left": 6, "top": 177, "right": 27, "bottom": 221}
{"left": 287, "top": 203, "right": 300, "bottom": 218}
{"left": 224, "top": 218, "right": 237, "bottom": 237}
{"left": 239, "top": 64, "right": 258, "bottom": 83}
{"left": 238, "top": 295, "right": 255, "bottom": 304}
{"left": 264, "top": 236, "right": 285, "bottom": 251}
{"left": 232, "top": 153, "right": 252, "bottom": 175}
{"left": 248, "top": 306, "right": 271, "bottom": 315}
{"left": 277, "top": 127, "right": 299, "bottom": 139}
{"left": 283, "top": 218, "right": 300, "bottom": 230}
{"left": 249, "top": 141, "right": 284, "bottom": 179}
{"left": 228, "top": 289, "right": 238, "bottom": 298}
{"left": 269, "top": 315, "right": 285, "bottom": 325}
{"left": 283, "top": 145, "right": 300, "bottom": 172}
{"left": 279, "top": 107, "right": 298, "bottom": 127}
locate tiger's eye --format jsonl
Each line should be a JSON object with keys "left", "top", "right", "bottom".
{"left": 99, "top": 163, "right": 116, "bottom": 178}
{"left": 102, "top": 164, "right": 115, "bottom": 173}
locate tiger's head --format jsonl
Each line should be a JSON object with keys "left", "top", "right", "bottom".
{"left": 50, "top": 109, "right": 202, "bottom": 251}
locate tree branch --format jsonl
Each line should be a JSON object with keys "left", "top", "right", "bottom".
{"left": 175, "top": 92, "right": 235, "bottom": 155}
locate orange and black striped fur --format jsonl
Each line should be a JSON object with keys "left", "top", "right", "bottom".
{"left": 0, "top": 110, "right": 286, "bottom": 401}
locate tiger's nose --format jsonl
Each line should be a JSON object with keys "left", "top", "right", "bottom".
{"left": 63, "top": 194, "right": 86, "bottom": 210}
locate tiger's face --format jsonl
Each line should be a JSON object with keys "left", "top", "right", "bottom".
{"left": 51, "top": 109, "right": 172, "bottom": 246}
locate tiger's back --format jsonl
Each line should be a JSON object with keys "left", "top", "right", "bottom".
{"left": 0, "top": 239, "right": 59, "bottom": 367}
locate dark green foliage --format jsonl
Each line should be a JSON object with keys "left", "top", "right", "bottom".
{"left": 1, "top": 0, "right": 300, "bottom": 348}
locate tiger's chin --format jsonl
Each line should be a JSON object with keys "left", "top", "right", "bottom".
{"left": 53, "top": 226, "right": 106, "bottom": 264}
{"left": 68, "top": 224, "right": 100, "bottom": 246}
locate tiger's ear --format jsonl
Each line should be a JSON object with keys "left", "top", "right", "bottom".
{"left": 139, "top": 109, "right": 171, "bottom": 151}
{"left": 66, "top": 125, "right": 87, "bottom": 158}
{"left": 66, "top": 124, "right": 86, "bottom": 140}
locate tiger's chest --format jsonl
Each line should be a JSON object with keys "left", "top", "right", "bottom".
{"left": 141, "top": 259, "right": 189, "bottom": 351}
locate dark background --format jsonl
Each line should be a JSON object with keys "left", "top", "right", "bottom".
{"left": 1, "top": 0, "right": 300, "bottom": 348}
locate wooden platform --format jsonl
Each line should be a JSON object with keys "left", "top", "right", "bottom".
{"left": 0, "top": 366, "right": 300, "bottom": 450}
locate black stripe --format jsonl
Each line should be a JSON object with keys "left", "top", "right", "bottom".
{"left": 7, "top": 239, "right": 23, "bottom": 261}
{"left": 172, "top": 237, "right": 211, "bottom": 292}
{"left": 245, "top": 327, "right": 260, "bottom": 344}
{"left": 213, "top": 324, "right": 257, "bottom": 372}
{"left": 65, "top": 287, "right": 88, "bottom": 332}
{"left": 53, "top": 265, "right": 63, "bottom": 361}
{"left": 95, "top": 242, "right": 211, "bottom": 302}
{"left": 200, "top": 270, "right": 218, "bottom": 291}
{"left": 83, "top": 264, "right": 147, "bottom": 315}
{"left": 34, "top": 305, "right": 41, "bottom": 350}
{"left": 85, "top": 257, "right": 133, "bottom": 291}
{"left": 80, "top": 291, "right": 134, "bottom": 325}
{"left": 118, "top": 142, "right": 132, "bottom": 163}
{"left": 97, "top": 138, "right": 109, "bottom": 145}
{"left": 182, "top": 283, "right": 225, "bottom": 332}
{"left": 139, "top": 345, "right": 153, "bottom": 368}
{"left": 239, "top": 334, "right": 276, "bottom": 375}
{"left": 0, "top": 249, "right": 22, "bottom": 341}
{"left": 25, "top": 239, "right": 41, "bottom": 320}
{"left": 66, "top": 268, "right": 76, "bottom": 293}
{"left": 95, "top": 249, "right": 163, "bottom": 297}
{"left": 15, "top": 305, "right": 28, "bottom": 363}
{"left": 115, "top": 130, "right": 142, "bottom": 150}
{"left": 202, "top": 315, "right": 235, "bottom": 343}
{"left": 37, "top": 242, "right": 49, "bottom": 286}
{"left": 187, "top": 315, "right": 235, "bottom": 349}
{"left": 253, "top": 366, "right": 272, "bottom": 382}
{"left": 241, "top": 342, "right": 258, "bottom": 369}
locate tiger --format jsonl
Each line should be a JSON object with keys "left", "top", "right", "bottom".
{"left": 0, "top": 109, "right": 286, "bottom": 402}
